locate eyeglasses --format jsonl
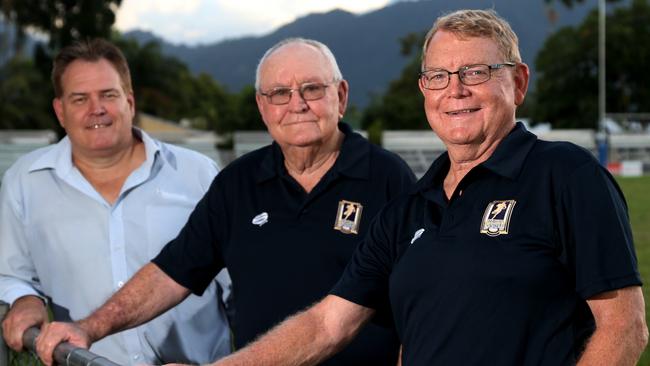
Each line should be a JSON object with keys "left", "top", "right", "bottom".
{"left": 259, "top": 81, "right": 336, "bottom": 105}
{"left": 419, "top": 62, "right": 516, "bottom": 90}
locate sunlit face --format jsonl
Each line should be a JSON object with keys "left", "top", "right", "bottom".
{"left": 53, "top": 59, "right": 135, "bottom": 159}
{"left": 255, "top": 43, "right": 348, "bottom": 148}
{"left": 419, "top": 30, "right": 528, "bottom": 148}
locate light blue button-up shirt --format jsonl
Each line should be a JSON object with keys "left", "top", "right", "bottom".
{"left": 0, "top": 129, "right": 231, "bottom": 365}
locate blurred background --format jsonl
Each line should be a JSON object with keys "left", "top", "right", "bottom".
{"left": 1, "top": 0, "right": 649, "bottom": 364}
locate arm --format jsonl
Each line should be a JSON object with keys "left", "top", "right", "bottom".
{"left": 577, "top": 286, "right": 648, "bottom": 365}
{"left": 35, "top": 263, "right": 190, "bottom": 366}
{"left": 1, "top": 295, "right": 48, "bottom": 351}
{"left": 213, "top": 295, "right": 374, "bottom": 366}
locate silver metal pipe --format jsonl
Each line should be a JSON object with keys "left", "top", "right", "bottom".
{"left": 0, "top": 301, "right": 9, "bottom": 366}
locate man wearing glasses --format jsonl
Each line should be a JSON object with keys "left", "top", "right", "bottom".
{"left": 34, "top": 38, "right": 414, "bottom": 366}
{"left": 170, "top": 9, "right": 646, "bottom": 366}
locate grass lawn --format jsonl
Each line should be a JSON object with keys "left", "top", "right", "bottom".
{"left": 618, "top": 176, "right": 650, "bottom": 365}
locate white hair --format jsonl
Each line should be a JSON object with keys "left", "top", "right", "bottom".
{"left": 254, "top": 37, "right": 343, "bottom": 91}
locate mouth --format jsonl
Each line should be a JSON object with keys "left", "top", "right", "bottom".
{"left": 445, "top": 108, "right": 480, "bottom": 116}
{"left": 85, "top": 121, "right": 112, "bottom": 130}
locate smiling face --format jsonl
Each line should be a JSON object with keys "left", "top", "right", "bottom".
{"left": 53, "top": 58, "right": 136, "bottom": 159}
{"left": 419, "top": 30, "right": 528, "bottom": 149}
{"left": 255, "top": 42, "right": 348, "bottom": 149}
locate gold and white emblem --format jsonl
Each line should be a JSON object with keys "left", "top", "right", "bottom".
{"left": 480, "top": 200, "right": 516, "bottom": 237}
{"left": 334, "top": 200, "right": 363, "bottom": 234}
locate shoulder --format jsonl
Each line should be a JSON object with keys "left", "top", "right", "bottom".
{"left": 368, "top": 142, "right": 412, "bottom": 170}
{"left": 218, "top": 145, "right": 272, "bottom": 176}
{"left": 157, "top": 141, "right": 218, "bottom": 168}
{"left": 1, "top": 145, "right": 56, "bottom": 184}
{"left": 364, "top": 141, "right": 415, "bottom": 184}
{"left": 529, "top": 139, "right": 599, "bottom": 173}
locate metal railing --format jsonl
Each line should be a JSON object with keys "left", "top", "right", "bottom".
{"left": 0, "top": 302, "right": 120, "bottom": 366}
{"left": 0, "top": 302, "right": 8, "bottom": 366}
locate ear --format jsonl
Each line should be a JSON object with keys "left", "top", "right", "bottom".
{"left": 127, "top": 92, "right": 136, "bottom": 118}
{"left": 336, "top": 79, "right": 349, "bottom": 118}
{"left": 513, "top": 62, "right": 530, "bottom": 106}
{"left": 52, "top": 98, "right": 66, "bottom": 129}
{"left": 418, "top": 77, "right": 427, "bottom": 96}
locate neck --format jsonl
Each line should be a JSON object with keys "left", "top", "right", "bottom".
{"left": 72, "top": 137, "right": 146, "bottom": 205}
{"left": 282, "top": 129, "right": 344, "bottom": 193}
{"left": 443, "top": 128, "right": 511, "bottom": 199}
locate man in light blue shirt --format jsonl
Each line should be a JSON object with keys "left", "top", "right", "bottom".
{"left": 0, "top": 38, "right": 231, "bottom": 365}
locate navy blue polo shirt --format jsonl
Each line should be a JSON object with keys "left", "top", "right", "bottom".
{"left": 154, "top": 122, "right": 415, "bottom": 365}
{"left": 332, "top": 122, "right": 641, "bottom": 366}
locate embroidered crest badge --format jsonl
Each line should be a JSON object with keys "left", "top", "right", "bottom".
{"left": 334, "top": 200, "right": 363, "bottom": 234}
{"left": 480, "top": 200, "right": 516, "bottom": 237}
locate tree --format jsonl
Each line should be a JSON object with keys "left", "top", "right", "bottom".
{"left": 533, "top": 0, "right": 650, "bottom": 128}
{"left": 0, "top": 56, "right": 51, "bottom": 129}
{"left": 361, "top": 32, "right": 427, "bottom": 137}
{"left": 1, "top": 0, "right": 120, "bottom": 53}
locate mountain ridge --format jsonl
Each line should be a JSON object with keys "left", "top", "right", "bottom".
{"left": 124, "top": 0, "right": 598, "bottom": 108}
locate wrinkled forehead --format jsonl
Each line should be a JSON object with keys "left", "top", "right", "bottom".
{"left": 259, "top": 43, "right": 334, "bottom": 86}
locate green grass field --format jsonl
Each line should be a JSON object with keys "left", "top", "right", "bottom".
{"left": 619, "top": 176, "right": 650, "bottom": 365}
{"left": 4, "top": 176, "right": 650, "bottom": 365}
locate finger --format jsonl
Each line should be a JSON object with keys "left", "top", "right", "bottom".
{"left": 35, "top": 325, "right": 60, "bottom": 366}
{"left": 2, "top": 318, "right": 24, "bottom": 351}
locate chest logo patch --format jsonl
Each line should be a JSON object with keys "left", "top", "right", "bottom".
{"left": 252, "top": 212, "right": 269, "bottom": 226}
{"left": 480, "top": 200, "right": 516, "bottom": 237}
{"left": 334, "top": 200, "right": 363, "bottom": 234}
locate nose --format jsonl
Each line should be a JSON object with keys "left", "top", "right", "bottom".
{"left": 447, "top": 73, "right": 470, "bottom": 98}
{"left": 288, "top": 89, "right": 308, "bottom": 112}
{"left": 88, "top": 96, "right": 106, "bottom": 115}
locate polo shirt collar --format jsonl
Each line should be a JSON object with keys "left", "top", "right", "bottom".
{"left": 413, "top": 121, "right": 537, "bottom": 195}
{"left": 256, "top": 121, "right": 370, "bottom": 183}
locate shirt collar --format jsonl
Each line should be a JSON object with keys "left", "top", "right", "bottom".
{"left": 412, "top": 122, "right": 537, "bottom": 194}
{"left": 28, "top": 127, "right": 162, "bottom": 175}
{"left": 256, "top": 121, "right": 370, "bottom": 183}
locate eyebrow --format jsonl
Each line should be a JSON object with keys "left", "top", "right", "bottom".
{"left": 66, "top": 88, "right": 120, "bottom": 98}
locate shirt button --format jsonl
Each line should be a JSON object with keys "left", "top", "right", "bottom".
{"left": 117, "top": 281, "right": 125, "bottom": 288}
{"left": 133, "top": 355, "right": 140, "bottom": 360}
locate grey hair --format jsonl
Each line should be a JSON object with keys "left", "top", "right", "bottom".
{"left": 421, "top": 9, "right": 522, "bottom": 70}
{"left": 254, "top": 37, "right": 343, "bottom": 91}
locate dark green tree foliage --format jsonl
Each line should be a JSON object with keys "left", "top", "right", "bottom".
{"left": 1, "top": 0, "right": 120, "bottom": 52}
{"left": 533, "top": 15, "right": 599, "bottom": 128}
{"left": 0, "top": 56, "right": 51, "bottom": 128}
{"left": 361, "top": 32, "right": 427, "bottom": 134}
{"left": 606, "top": 0, "right": 650, "bottom": 114}
{"left": 533, "top": 0, "right": 650, "bottom": 128}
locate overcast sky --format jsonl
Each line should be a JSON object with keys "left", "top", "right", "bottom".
{"left": 115, "top": 0, "right": 395, "bottom": 45}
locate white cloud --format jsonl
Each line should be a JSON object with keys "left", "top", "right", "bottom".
{"left": 115, "top": 0, "right": 390, "bottom": 45}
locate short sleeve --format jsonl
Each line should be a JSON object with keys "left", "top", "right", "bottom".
{"left": 558, "top": 161, "right": 641, "bottom": 299}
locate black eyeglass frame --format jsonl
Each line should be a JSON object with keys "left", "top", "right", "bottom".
{"left": 419, "top": 62, "right": 516, "bottom": 90}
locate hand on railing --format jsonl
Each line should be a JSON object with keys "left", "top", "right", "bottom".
{"left": 22, "top": 327, "right": 119, "bottom": 366}
{"left": 1, "top": 296, "right": 48, "bottom": 352}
